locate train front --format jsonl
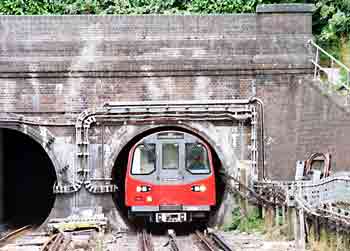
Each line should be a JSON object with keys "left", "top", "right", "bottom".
{"left": 125, "top": 131, "right": 216, "bottom": 223}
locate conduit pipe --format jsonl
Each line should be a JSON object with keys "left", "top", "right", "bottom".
{"left": 249, "top": 97, "right": 265, "bottom": 180}
{"left": 56, "top": 98, "right": 265, "bottom": 194}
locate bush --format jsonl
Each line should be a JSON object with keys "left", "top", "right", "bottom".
{"left": 226, "top": 207, "right": 264, "bottom": 233}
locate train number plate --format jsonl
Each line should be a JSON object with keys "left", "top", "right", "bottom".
{"left": 155, "top": 212, "right": 187, "bottom": 223}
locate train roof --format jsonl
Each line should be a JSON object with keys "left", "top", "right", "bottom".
{"left": 136, "top": 130, "right": 206, "bottom": 145}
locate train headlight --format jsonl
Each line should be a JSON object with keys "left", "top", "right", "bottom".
{"left": 199, "top": 185, "right": 207, "bottom": 192}
{"left": 136, "top": 185, "right": 151, "bottom": 192}
{"left": 191, "top": 185, "right": 207, "bottom": 192}
{"left": 146, "top": 196, "right": 153, "bottom": 202}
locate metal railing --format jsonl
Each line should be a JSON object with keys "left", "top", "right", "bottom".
{"left": 308, "top": 39, "right": 350, "bottom": 104}
{"left": 254, "top": 175, "right": 350, "bottom": 226}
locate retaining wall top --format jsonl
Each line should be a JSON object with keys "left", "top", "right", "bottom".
{"left": 256, "top": 4, "right": 315, "bottom": 13}
{"left": 0, "top": 4, "right": 313, "bottom": 74}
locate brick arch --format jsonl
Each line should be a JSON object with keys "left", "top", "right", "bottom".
{"left": 106, "top": 122, "right": 237, "bottom": 178}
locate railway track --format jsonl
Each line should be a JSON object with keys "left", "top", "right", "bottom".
{"left": 0, "top": 225, "right": 32, "bottom": 244}
{"left": 167, "top": 230, "right": 180, "bottom": 251}
{"left": 140, "top": 229, "right": 154, "bottom": 251}
{"left": 206, "top": 230, "right": 234, "bottom": 251}
{"left": 193, "top": 230, "right": 218, "bottom": 251}
{"left": 166, "top": 229, "right": 234, "bottom": 251}
{"left": 193, "top": 230, "right": 234, "bottom": 251}
{"left": 41, "top": 232, "right": 71, "bottom": 251}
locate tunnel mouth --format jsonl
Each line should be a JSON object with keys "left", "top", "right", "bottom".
{"left": 111, "top": 125, "right": 226, "bottom": 228}
{"left": 0, "top": 128, "right": 57, "bottom": 228}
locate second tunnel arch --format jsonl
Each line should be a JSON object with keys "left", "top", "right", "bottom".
{"left": 0, "top": 124, "right": 60, "bottom": 228}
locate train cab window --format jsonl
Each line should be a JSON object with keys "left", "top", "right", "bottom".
{"left": 131, "top": 144, "right": 156, "bottom": 175}
{"left": 186, "top": 143, "right": 210, "bottom": 174}
{"left": 162, "top": 143, "right": 179, "bottom": 169}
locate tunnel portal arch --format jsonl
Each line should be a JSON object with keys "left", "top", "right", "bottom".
{"left": 108, "top": 123, "right": 234, "bottom": 174}
{"left": 109, "top": 123, "right": 237, "bottom": 226}
{"left": 0, "top": 125, "right": 59, "bottom": 228}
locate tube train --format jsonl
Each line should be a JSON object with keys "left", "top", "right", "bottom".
{"left": 125, "top": 131, "right": 216, "bottom": 223}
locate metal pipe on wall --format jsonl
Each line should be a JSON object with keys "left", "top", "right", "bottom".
{"left": 56, "top": 98, "right": 265, "bottom": 195}
{"left": 249, "top": 97, "right": 265, "bottom": 180}
{"left": 0, "top": 129, "right": 3, "bottom": 222}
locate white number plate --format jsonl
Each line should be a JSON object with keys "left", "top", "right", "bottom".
{"left": 155, "top": 213, "right": 187, "bottom": 223}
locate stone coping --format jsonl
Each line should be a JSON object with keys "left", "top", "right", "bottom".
{"left": 256, "top": 4, "right": 315, "bottom": 14}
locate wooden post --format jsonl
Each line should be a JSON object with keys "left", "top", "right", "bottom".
{"left": 239, "top": 165, "right": 248, "bottom": 216}
{"left": 308, "top": 218, "right": 315, "bottom": 246}
{"left": 298, "top": 209, "right": 306, "bottom": 250}
{"left": 275, "top": 206, "right": 279, "bottom": 226}
{"left": 337, "top": 229, "right": 346, "bottom": 251}
{"left": 238, "top": 164, "right": 250, "bottom": 232}
{"left": 287, "top": 207, "right": 296, "bottom": 241}
{"left": 319, "top": 222, "right": 328, "bottom": 251}
{"left": 328, "top": 231, "right": 337, "bottom": 251}
{"left": 345, "top": 231, "right": 350, "bottom": 250}
{"left": 264, "top": 205, "right": 275, "bottom": 233}
{"left": 281, "top": 205, "right": 286, "bottom": 226}
{"left": 314, "top": 216, "right": 320, "bottom": 242}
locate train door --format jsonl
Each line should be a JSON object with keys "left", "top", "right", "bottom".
{"left": 157, "top": 137, "right": 185, "bottom": 206}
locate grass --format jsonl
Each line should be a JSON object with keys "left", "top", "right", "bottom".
{"left": 225, "top": 207, "right": 264, "bottom": 233}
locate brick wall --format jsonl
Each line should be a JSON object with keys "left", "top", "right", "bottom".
{"left": 0, "top": 6, "right": 312, "bottom": 114}
{"left": 259, "top": 77, "right": 350, "bottom": 179}
{"left": 0, "top": 4, "right": 328, "bottom": 181}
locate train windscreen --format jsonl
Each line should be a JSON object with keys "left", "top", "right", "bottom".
{"left": 185, "top": 143, "right": 210, "bottom": 174}
{"left": 131, "top": 144, "right": 156, "bottom": 175}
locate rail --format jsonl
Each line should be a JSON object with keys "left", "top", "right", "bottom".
{"left": 0, "top": 225, "right": 32, "bottom": 244}
{"left": 193, "top": 230, "right": 218, "bottom": 251}
{"left": 41, "top": 232, "right": 71, "bottom": 251}
{"left": 308, "top": 40, "right": 350, "bottom": 104}
{"left": 207, "top": 229, "right": 234, "bottom": 251}
{"left": 252, "top": 175, "right": 350, "bottom": 230}
{"left": 167, "top": 230, "right": 180, "bottom": 251}
{"left": 254, "top": 175, "right": 350, "bottom": 208}
{"left": 140, "top": 229, "right": 154, "bottom": 251}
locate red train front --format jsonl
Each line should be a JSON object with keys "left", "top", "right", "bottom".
{"left": 125, "top": 131, "right": 216, "bottom": 223}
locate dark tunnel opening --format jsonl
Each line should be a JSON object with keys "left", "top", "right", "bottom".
{"left": 0, "top": 128, "right": 56, "bottom": 228}
{"left": 111, "top": 126, "right": 226, "bottom": 228}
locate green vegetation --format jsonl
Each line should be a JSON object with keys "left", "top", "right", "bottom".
{"left": 225, "top": 207, "right": 264, "bottom": 233}
{"left": 0, "top": 0, "right": 348, "bottom": 61}
{"left": 314, "top": 0, "right": 350, "bottom": 61}
{"left": 0, "top": 0, "right": 305, "bottom": 15}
